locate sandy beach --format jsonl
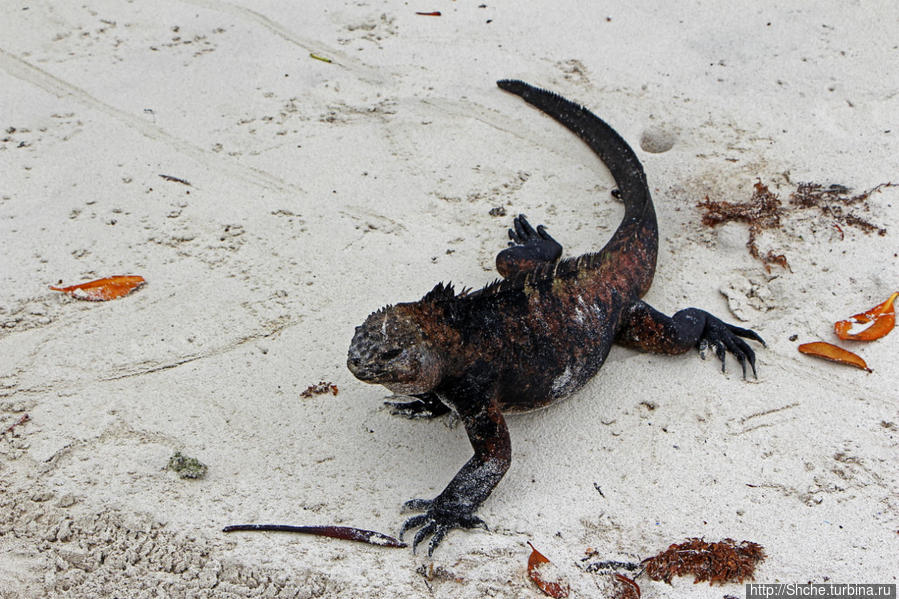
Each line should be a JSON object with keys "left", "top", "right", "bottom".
{"left": 1, "top": 1, "right": 897, "bottom": 597}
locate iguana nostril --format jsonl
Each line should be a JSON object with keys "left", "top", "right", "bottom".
{"left": 380, "top": 348, "right": 402, "bottom": 361}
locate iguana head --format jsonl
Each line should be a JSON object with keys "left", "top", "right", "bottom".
{"left": 347, "top": 303, "right": 444, "bottom": 394}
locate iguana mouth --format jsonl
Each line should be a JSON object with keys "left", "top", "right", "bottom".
{"left": 346, "top": 342, "right": 382, "bottom": 382}
{"left": 347, "top": 346, "right": 428, "bottom": 390}
{"left": 345, "top": 356, "right": 371, "bottom": 380}
{"left": 346, "top": 353, "right": 384, "bottom": 383}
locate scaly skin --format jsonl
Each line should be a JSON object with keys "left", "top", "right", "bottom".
{"left": 346, "top": 80, "right": 764, "bottom": 555}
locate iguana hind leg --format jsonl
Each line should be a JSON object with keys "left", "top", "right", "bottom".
{"left": 495, "top": 214, "right": 563, "bottom": 278}
{"left": 616, "top": 300, "right": 765, "bottom": 378}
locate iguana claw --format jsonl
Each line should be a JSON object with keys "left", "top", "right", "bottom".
{"left": 697, "top": 315, "right": 764, "bottom": 378}
{"left": 400, "top": 498, "right": 489, "bottom": 556}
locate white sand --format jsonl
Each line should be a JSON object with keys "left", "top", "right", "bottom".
{"left": 1, "top": 2, "right": 897, "bottom": 597}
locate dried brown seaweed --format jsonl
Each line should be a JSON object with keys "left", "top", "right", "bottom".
{"left": 789, "top": 182, "right": 890, "bottom": 236}
{"left": 300, "top": 381, "right": 339, "bottom": 398}
{"left": 698, "top": 181, "right": 892, "bottom": 271}
{"left": 642, "top": 537, "right": 765, "bottom": 585}
{"left": 697, "top": 181, "right": 788, "bottom": 271}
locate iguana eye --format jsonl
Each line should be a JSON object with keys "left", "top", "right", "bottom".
{"left": 380, "top": 348, "right": 403, "bottom": 361}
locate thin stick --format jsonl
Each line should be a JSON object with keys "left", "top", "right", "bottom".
{"left": 2, "top": 414, "right": 30, "bottom": 436}
{"left": 222, "top": 524, "right": 406, "bottom": 548}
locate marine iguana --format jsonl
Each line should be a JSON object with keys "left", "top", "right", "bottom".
{"left": 346, "top": 79, "right": 764, "bottom": 555}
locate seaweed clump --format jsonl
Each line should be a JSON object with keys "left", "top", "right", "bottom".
{"left": 642, "top": 537, "right": 766, "bottom": 585}
{"left": 698, "top": 180, "right": 893, "bottom": 271}
{"left": 789, "top": 182, "right": 889, "bottom": 236}
{"left": 698, "top": 180, "right": 788, "bottom": 271}
{"left": 300, "top": 380, "right": 339, "bottom": 398}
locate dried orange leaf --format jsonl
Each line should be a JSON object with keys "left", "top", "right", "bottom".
{"left": 50, "top": 275, "right": 146, "bottom": 301}
{"left": 834, "top": 291, "right": 898, "bottom": 341}
{"left": 798, "top": 342, "right": 871, "bottom": 372}
{"left": 527, "top": 542, "right": 570, "bottom": 598}
{"left": 612, "top": 573, "right": 641, "bottom": 598}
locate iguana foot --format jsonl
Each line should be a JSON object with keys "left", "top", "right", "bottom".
{"left": 385, "top": 392, "right": 451, "bottom": 419}
{"left": 495, "top": 214, "right": 563, "bottom": 278}
{"left": 617, "top": 301, "right": 765, "bottom": 379}
{"left": 694, "top": 312, "right": 765, "bottom": 378}
{"left": 399, "top": 498, "right": 488, "bottom": 556}
{"left": 507, "top": 213, "right": 563, "bottom": 258}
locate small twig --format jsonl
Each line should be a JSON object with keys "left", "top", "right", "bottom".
{"left": 159, "top": 174, "right": 192, "bottom": 186}
{"left": 415, "top": 11, "right": 442, "bottom": 16}
{"left": 309, "top": 52, "right": 332, "bottom": 63}
{"left": 2, "top": 413, "right": 30, "bottom": 436}
{"left": 583, "top": 559, "right": 641, "bottom": 573}
{"left": 222, "top": 523, "right": 407, "bottom": 548}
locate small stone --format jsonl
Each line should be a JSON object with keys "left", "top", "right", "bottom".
{"left": 639, "top": 127, "right": 676, "bottom": 153}
{"left": 57, "top": 519, "right": 72, "bottom": 541}
{"left": 167, "top": 451, "right": 208, "bottom": 479}
{"left": 56, "top": 493, "right": 77, "bottom": 508}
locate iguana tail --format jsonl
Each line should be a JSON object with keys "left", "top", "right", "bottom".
{"left": 496, "top": 79, "right": 654, "bottom": 229}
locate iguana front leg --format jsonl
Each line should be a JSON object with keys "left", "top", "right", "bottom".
{"left": 616, "top": 300, "right": 765, "bottom": 377}
{"left": 400, "top": 394, "right": 511, "bottom": 555}
{"left": 495, "top": 214, "right": 563, "bottom": 278}
{"left": 385, "top": 392, "right": 451, "bottom": 419}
